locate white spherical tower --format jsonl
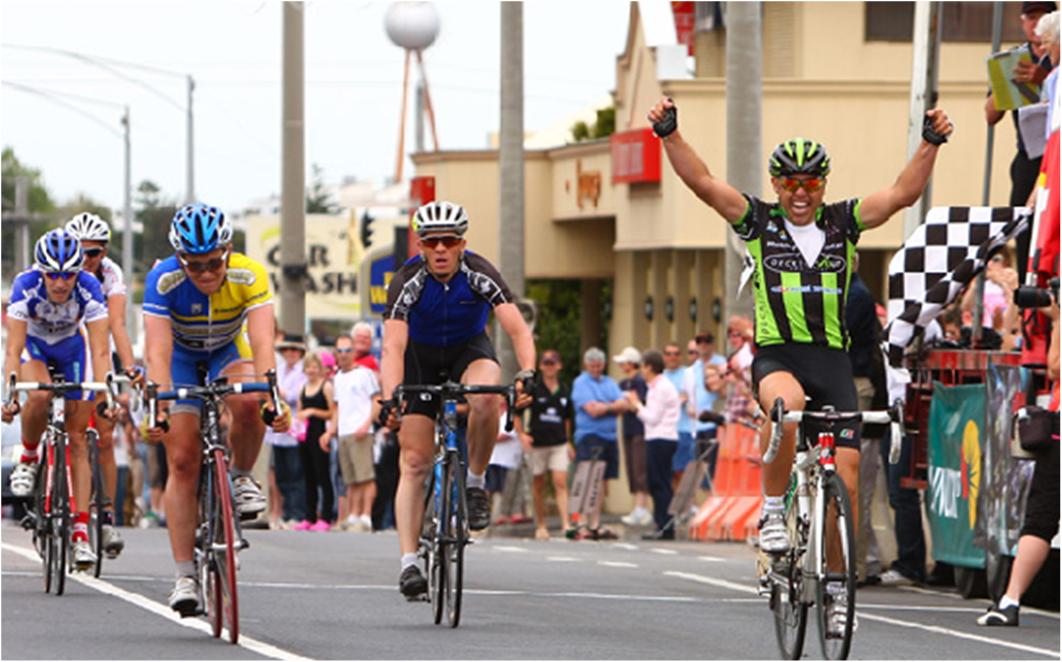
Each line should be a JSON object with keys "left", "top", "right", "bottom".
{"left": 385, "top": 2, "right": 441, "bottom": 182}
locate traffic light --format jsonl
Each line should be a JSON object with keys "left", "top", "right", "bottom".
{"left": 360, "top": 210, "right": 374, "bottom": 249}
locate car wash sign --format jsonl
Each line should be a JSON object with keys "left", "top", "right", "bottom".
{"left": 926, "top": 382, "right": 986, "bottom": 569}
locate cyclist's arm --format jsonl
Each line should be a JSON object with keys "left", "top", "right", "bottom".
{"left": 660, "top": 132, "right": 747, "bottom": 223}
{"left": 381, "top": 319, "right": 408, "bottom": 401}
{"left": 2, "top": 318, "right": 27, "bottom": 386}
{"left": 245, "top": 304, "right": 278, "bottom": 387}
{"left": 86, "top": 317, "right": 112, "bottom": 386}
{"left": 106, "top": 293, "right": 136, "bottom": 372}
{"left": 494, "top": 302, "right": 536, "bottom": 371}
{"left": 859, "top": 109, "right": 952, "bottom": 229}
{"left": 144, "top": 314, "right": 174, "bottom": 397}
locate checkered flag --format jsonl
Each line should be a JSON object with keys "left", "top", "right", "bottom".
{"left": 883, "top": 206, "right": 1031, "bottom": 368}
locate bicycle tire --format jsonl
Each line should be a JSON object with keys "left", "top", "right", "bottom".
{"left": 35, "top": 448, "right": 51, "bottom": 593}
{"left": 212, "top": 450, "right": 240, "bottom": 644}
{"left": 51, "top": 440, "right": 68, "bottom": 597}
{"left": 445, "top": 453, "right": 466, "bottom": 628}
{"left": 772, "top": 486, "right": 808, "bottom": 659}
{"left": 816, "top": 472, "right": 856, "bottom": 660}
{"left": 88, "top": 430, "right": 105, "bottom": 578}
{"left": 197, "top": 466, "right": 223, "bottom": 639}
{"left": 432, "top": 461, "right": 449, "bottom": 626}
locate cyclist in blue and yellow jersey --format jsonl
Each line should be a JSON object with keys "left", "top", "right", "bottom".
{"left": 141, "top": 202, "right": 290, "bottom": 616}
{"left": 1, "top": 229, "right": 115, "bottom": 570}
{"left": 379, "top": 200, "right": 536, "bottom": 600}
{"left": 65, "top": 212, "right": 141, "bottom": 559}
{"left": 647, "top": 98, "right": 953, "bottom": 632}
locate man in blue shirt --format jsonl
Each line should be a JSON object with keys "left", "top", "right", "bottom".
{"left": 571, "top": 347, "right": 627, "bottom": 481}
{"left": 687, "top": 333, "right": 728, "bottom": 480}
{"left": 663, "top": 342, "right": 694, "bottom": 483}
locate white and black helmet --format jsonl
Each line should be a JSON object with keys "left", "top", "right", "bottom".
{"left": 65, "top": 212, "right": 112, "bottom": 243}
{"left": 411, "top": 200, "right": 469, "bottom": 237}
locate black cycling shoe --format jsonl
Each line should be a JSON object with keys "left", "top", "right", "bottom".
{"left": 466, "top": 487, "right": 491, "bottom": 531}
{"left": 399, "top": 565, "right": 428, "bottom": 600}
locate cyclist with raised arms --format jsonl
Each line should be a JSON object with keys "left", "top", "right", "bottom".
{"left": 65, "top": 212, "right": 141, "bottom": 559}
{"left": 379, "top": 200, "right": 536, "bottom": 600}
{"left": 141, "top": 203, "right": 290, "bottom": 615}
{"left": 646, "top": 99, "right": 953, "bottom": 564}
{"left": 2, "top": 229, "right": 114, "bottom": 570}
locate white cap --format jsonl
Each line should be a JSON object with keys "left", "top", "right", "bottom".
{"left": 612, "top": 346, "right": 642, "bottom": 365}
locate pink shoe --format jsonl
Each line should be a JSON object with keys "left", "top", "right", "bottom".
{"left": 310, "top": 520, "right": 332, "bottom": 532}
{"left": 292, "top": 520, "right": 312, "bottom": 531}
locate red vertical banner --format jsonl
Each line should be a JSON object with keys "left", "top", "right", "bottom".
{"left": 408, "top": 176, "right": 435, "bottom": 259}
{"left": 672, "top": 2, "right": 696, "bottom": 56}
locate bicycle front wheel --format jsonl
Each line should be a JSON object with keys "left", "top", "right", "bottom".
{"left": 88, "top": 431, "right": 105, "bottom": 578}
{"left": 444, "top": 453, "right": 467, "bottom": 628}
{"left": 51, "top": 443, "right": 68, "bottom": 596}
{"left": 817, "top": 472, "right": 856, "bottom": 660}
{"left": 211, "top": 450, "right": 239, "bottom": 644}
{"left": 772, "top": 486, "right": 807, "bottom": 659}
{"left": 432, "top": 461, "right": 449, "bottom": 626}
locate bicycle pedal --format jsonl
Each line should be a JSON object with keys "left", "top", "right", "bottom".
{"left": 238, "top": 537, "right": 250, "bottom": 551}
{"left": 19, "top": 514, "right": 36, "bottom": 530}
{"left": 405, "top": 593, "right": 429, "bottom": 603}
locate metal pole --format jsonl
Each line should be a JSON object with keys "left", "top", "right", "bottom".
{"left": 281, "top": 1, "right": 306, "bottom": 336}
{"left": 14, "top": 177, "right": 31, "bottom": 269}
{"left": 903, "top": 1, "right": 941, "bottom": 239}
{"left": 498, "top": 1, "right": 525, "bottom": 379}
{"left": 187, "top": 75, "right": 195, "bottom": 203}
{"left": 122, "top": 106, "right": 135, "bottom": 343}
{"left": 724, "top": 1, "right": 761, "bottom": 321}
{"left": 415, "top": 79, "right": 425, "bottom": 154}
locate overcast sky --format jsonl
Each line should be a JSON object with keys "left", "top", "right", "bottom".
{"left": 1, "top": 0, "right": 630, "bottom": 214}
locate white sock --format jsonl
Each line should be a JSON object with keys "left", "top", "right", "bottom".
{"left": 175, "top": 560, "right": 196, "bottom": 579}
{"left": 763, "top": 496, "right": 784, "bottom": 513}
{"left": 467, "top": 472, "right": 485, "bottom": 489}
{"left": 401, "top": 553, "right": 418, "bottom": 570}
{"left": 999, "top": 595, "right": 1020, "bottom": 609}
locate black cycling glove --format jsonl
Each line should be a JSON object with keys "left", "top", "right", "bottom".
{"left": 652, "top": 104, "right": 678, "bottom": 139}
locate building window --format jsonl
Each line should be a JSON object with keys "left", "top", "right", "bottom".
{"left": 865, "top": 2, "right": 1026, "bottom": 43}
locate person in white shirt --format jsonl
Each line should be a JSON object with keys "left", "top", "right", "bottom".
{"left": 326, "top": 334, "right": 381, "bottom": 532}
{"left": 626, "top": 350, "right": 681, "bottom": 541}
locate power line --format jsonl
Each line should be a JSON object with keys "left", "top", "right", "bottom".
{"left": 3, "top": 81, "right": 124, "bottom": 137}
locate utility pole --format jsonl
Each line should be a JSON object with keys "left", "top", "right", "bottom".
{"left": 187, "top": 75, "right": 195, "bottom": 202}
{"left": 724, "top": 1, "right": 761, "bottom": 322}
{"left": 122, "top": 107, "right": 135, "bottom": 342}
{"left": 497, "top": 2, "right": 525, "bottom": 379}
{"left": 12, "top": 177, "right": 32, "bottom": 270}
{"left": 903, "top": 1, "right": 942, "bottom": 239}
{"left": 281, "top": 1, "right": 307, "bottom": 336}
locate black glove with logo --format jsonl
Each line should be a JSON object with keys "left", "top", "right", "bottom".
{"left": 652, "top": 104, "right": 678, "bottom": 139}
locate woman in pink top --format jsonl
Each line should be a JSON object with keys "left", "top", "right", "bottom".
{"left": 626, "top": 350, "right": 681, "bottom": 540}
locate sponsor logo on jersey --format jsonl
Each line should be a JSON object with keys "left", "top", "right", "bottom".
{"left": 156, "top": 270, "right": 187, "bottom": 295}
{"left": 764, "top": 252, "right": 846, "bottom": 274}
{"left": 227, "top": 268, "right": 256, "bottom": 286}
{"left": 769, "top": 284, "right": 844, "bottom": 296}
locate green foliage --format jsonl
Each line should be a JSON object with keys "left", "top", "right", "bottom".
{"left": 306, "top": 163, "right": 338, "bottom": 214}
{"left": 569, "top": 106, "right": 616, "bottom": 143}
{"left": 135, "top": 179, "right": 178, "bottom": 294}
{"left": 2, "top": 147, "right": 55, "bottom": 214}
{"left": 525, "top": 279, "right": 611, "bottom": 386}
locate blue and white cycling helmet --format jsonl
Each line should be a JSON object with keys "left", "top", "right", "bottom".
{"left": 34, "top": 229, "right": 84, "bottom": 273}
{"left": 168, "top": 203, "right": 232, "bottom": 254}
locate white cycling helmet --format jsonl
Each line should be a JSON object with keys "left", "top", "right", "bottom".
{"left": 65, "top": 212, "right": 112, "bottom": 243}
{"left": 411, "top": 200, "right": 469, "bottom": 237}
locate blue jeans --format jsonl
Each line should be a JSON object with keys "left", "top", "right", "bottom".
{"left": 273, "top": 445, "right": 306, "bottom": 522}
{"left": 878, "top": 429, "right": 926, "bottom": 582}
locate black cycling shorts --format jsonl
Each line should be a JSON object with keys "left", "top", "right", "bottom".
{"left": 752, "top": 344, "right": 861, "bottom": 450}
{"left": 1020, "top": 442, "right": 1060, "bottom": 544}
{"left": 402, "top": 332, "right": 498, "bottom": 417}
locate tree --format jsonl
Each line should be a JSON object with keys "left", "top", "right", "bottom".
{"left": 569, "top": 106, "right": 616, "bottom": 143}
{"left": 2, "top": 147, "right": 56, "bottom": 283}
{"left": 136, "top": 178, "right": 178, "bottom": 279}
{"left": 305, "top": 163, "right": 338, "bottom": 214}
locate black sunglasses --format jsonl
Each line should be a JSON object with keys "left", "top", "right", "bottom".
{"left": 178, "top": 249, "right": 229, "bottom": 274}
{"left": 421, "top": 236, "right": 462, "bottom": 249}
{"left": 83, "top": 248, "right": 105, "bottom": 258}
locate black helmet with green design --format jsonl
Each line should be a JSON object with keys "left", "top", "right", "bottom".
{"left": 768, "top": 137, "right": 831, "bottom": 178}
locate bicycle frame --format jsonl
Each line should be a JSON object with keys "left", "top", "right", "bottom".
{"left": 787, "top": 427, "right": 838, "bottom": 602}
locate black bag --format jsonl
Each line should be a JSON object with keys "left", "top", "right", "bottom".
{"left": 1015, "top": 406, "right": 1058, "bottom": 455}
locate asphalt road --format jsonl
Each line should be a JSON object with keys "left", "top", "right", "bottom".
{"left": 2, "top": 523, "right": 1058, "bottom": 660}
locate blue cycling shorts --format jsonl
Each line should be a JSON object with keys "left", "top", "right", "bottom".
{"left": 170, "top": 340, "right": 250, "bottom": 413}
{"left": 23, "top": 333, "right": 92, "bottom": 401}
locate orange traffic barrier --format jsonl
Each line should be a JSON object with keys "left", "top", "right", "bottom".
{"left": 689, "top": 423, "right": 763, "bottom": 541}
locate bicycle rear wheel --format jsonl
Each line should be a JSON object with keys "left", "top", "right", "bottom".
{"left": 432, "top": 462, "right": 449, "bottom": 626}
{"left": 817, "top": 472, "right": 856, "bottom": 660}
{"left": 772, "top": 487, "right": 807, "bottom": 659}
{"left": 211, "top": 450, "right": 240, "bottom": 644}
{"left": 50, "top": 442, "right": 69, "bottom": 596}
{"left": 88, "top": 430, "right": 105, "bottom": 578}
{"left": 444, "top": 453, "right": 467, "bottom": 628}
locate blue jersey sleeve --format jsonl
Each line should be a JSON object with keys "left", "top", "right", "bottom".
{"left": 142, "top": 264, "right": 172, "bottom": 319}
{"left": 6, "top": 271, "right": 36, "bottom": 322}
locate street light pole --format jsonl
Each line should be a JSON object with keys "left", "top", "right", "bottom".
{"left": 187, "top": 75, "right": 195, "bottom": 203}
{"left": 280, "top": 1, "right": 307, "bottom": 336}
{"left": 122, "top": 106, "right": 134, "bottom": 343}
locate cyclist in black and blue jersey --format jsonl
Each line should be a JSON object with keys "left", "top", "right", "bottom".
{"left": 647, "top": 97, "right": 953, "bottom": 633}
{"left": 379, "top": 200, "right": 536, "bottom": 599}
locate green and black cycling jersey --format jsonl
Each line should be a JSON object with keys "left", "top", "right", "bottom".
{"left": 732, "top": 194, "right": 865, "bottom": 351}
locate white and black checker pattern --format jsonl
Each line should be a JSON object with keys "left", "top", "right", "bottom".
{"left": 883, "top": 206, "right": 1031, "bottom": 367}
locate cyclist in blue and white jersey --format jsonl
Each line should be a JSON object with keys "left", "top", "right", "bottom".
{"left": 1, "top": 229, "right": 114, "bottom": 570}
{"left": 141, "top": 203, "right": 290, "bottom": 615}
{"left": 379, "top": 200, "right": 536, "bottom": 600}
{"left": 66, "top": 212, "right": 141, "bottom": 559}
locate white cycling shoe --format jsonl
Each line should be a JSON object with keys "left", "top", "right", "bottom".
{"left": 10, "top": 461, "right": 37, "bottom": 498}
{"left": 169, "top": 576, "right": 200, "bottom": 617}
{"left": 102, "top": 524, "right": 125, "bottom": 559}
{"left": 233, "top": 476, "right": 266, "bottom": 518}
{"left": 71, "top": 538, "right": 97, "bottom": 571}
{"left": 758, "top": 511, "right": 790, "bottom": 555}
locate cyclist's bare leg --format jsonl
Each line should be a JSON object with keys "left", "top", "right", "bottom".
{"left": 162, "top": 412, "right": 202, "bottom": 563}
{"left": 825, "top": 447, "right": 860, "bottom": 571}
{"left": 66, "top": 400, "right": 94, "bottom": 523}
{"left": 95, "top": 414, "right": 119, "bottom": 507}
{"left": 461, "top": 359, "right": 502, "bottom": 476}
{"left": 756, "top": 371, "right": 806, "bottom": 496}
{"left": 219, "top": 360, "right": 266, "bottom": 472}
{"left": 17, "top": 360, "right": 52, "bottom": 451}
{"left": 395, "top": 414, "right": 434, "bottom": 556}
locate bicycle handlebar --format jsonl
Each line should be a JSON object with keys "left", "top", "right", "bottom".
{"left": 142, "top": 369, "right": 280, "bottom": 432}
{"left": 762, "top": 397, "right": 904, "bottom": 465}
{"left": 394, "top": 382, "right": 518, "bottom": 432}
{"left": 6, "top": 371, "right": 119, "bottom": 417}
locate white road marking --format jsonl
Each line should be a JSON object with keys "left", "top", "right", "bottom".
{"left": 2, "top": 542, "right": 310, "bottom": 661}
{"left": 896, "top": 585, "right": 1060, "bottom": 620}
{"left": 545, "top": 556, "right": 579, "bottom": 562}
{"left": 650, "top": 548, "right": 679, "bottom": 555}
{"left": 492, "top": 545, "right": 529, "bottom": 553}
{"left": 611, "top": 543, "right": 639, "bottom": 551}
{"left": 598, "top": 561, "right": 639, "bottom": 568}
{"left": 664, "top": 570, "right": 1061, "bottom": 658}
{"left": 698, "top": 555, "right": 726, "bottom": 562}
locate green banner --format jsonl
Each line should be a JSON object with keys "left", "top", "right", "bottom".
{"left": 927, "top": 382, "right": 987, "bottom": 569}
